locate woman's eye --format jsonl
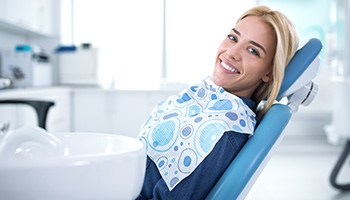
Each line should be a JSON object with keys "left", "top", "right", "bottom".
{"left": 248, "top": 48, "right": 260, "bottom": 57}
{"left": 227, "top": 35, "right": 237, "bottom": 42}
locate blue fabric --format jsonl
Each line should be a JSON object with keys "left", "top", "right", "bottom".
{"left": 136, "top": 97, "right": 255, "bottom": 199}
{"left": 136, "top": 132, "right": 249, "bottom": 200}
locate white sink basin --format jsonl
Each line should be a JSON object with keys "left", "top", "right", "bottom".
{"left": 0, "top": 127, "right": 146, "bottom": 200}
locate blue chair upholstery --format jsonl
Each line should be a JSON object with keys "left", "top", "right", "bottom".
{"left": 206, "top": 38, "right": 323, "bottom": 200}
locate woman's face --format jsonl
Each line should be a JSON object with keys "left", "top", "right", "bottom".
{"left": 213, "top": 15, "right": 276, "bottom": 98}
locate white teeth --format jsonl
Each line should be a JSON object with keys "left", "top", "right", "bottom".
{"left": 221, "top": 62, "right": 238, "bottom": 73}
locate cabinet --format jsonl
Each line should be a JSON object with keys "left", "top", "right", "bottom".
{"left": 0, "top": 87, "right": 72, "bottom": 133}
{"left": 0, "top": 87, "right": 178, "bottom": 137}
{"left": 72, "top": 89, "right": 175, "bottom": 137}
{"left": 0, "top": 0, "right": 53, "bottom": 36}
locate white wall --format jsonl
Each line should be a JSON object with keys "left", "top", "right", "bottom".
{"left": 0, "top": 0, "right": 61, "bottom": 84}
{"left": 0, "top": 1, "right": 336, "bottom": 140}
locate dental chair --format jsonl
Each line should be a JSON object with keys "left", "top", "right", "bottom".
{"left": 206, "top": 38, "right": 323, "bottom": 199}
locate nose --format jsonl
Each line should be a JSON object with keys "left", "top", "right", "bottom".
{"left": 226, "top": 44, "right": 242, "bottom": 61}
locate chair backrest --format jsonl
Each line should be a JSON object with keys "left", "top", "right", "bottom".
{"left": 206, "top": 38, "right": 323, "bottom": 200}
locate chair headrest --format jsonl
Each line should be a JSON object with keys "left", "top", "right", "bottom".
{"left": 277, "top": 38, "right": 323, "bottom": 101}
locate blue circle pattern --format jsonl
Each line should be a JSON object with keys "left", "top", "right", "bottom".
{"left": 138, "top": 77, "right": 256, "bottom": 190}
{"left": 188, "top": 105, "right": 201, "bottom": 117}
{"left": 180, "top": 125, "right": 193, "bottom": 139}
{"left": 157, "top": 156, "right": 168, "bottom": 170}
{"left": 151, "top": 121, "right": 175, "bottom": 147}
{"left": 198, "top": 122, "right": 226, "bottom": 155}
{"left": 148, "top": 119, "right": 179, "bottom": 152}
{"left": 178, "top": 148, "right": 197, "bottom": 173}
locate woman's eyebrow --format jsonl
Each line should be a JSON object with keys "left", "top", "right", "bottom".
{"left": 250, "top": 41, "right": 266, "bottom": 54}
{"left": 231, "top": 28, "right": 267, "bottom": 54}
{"left": 232, "top": 28, "right": 241, "bottom": 36}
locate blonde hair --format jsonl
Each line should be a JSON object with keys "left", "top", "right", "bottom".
{"left": 237, "top": 5, "right": 299, "bottom": 117}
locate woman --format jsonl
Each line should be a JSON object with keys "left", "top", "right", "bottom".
{"left": 137, "top": 5, "right": 299, "bottom": 200}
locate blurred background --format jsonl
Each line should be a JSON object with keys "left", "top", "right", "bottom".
{"left": 0, "top": 0, "right": 349, "bottom": 199}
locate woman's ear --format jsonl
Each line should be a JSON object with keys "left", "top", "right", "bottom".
{"left": 262, "top": 71, "right": 272, "bottom": 83}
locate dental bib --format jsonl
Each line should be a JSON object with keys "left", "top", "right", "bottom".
{"left": 138, "top": 77, "right": 256, "bottom": 191}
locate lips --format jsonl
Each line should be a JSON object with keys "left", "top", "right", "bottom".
{"left": 220, "top": 61, "right": 240, "bottom": 74}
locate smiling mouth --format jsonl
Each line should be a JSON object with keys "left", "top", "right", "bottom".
{"left": 221, "top": 61, "right": 240, "bottom": 74}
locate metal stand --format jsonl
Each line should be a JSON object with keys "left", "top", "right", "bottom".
{"left": 0, "top": 100, "right": 54, "bottom": 129}
{"left": 330, "top": 140, "right": 350, "bottom": 191}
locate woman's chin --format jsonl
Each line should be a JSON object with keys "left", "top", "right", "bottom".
{"left": 212, "top": 76, "right": 224, "bottom": 87}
